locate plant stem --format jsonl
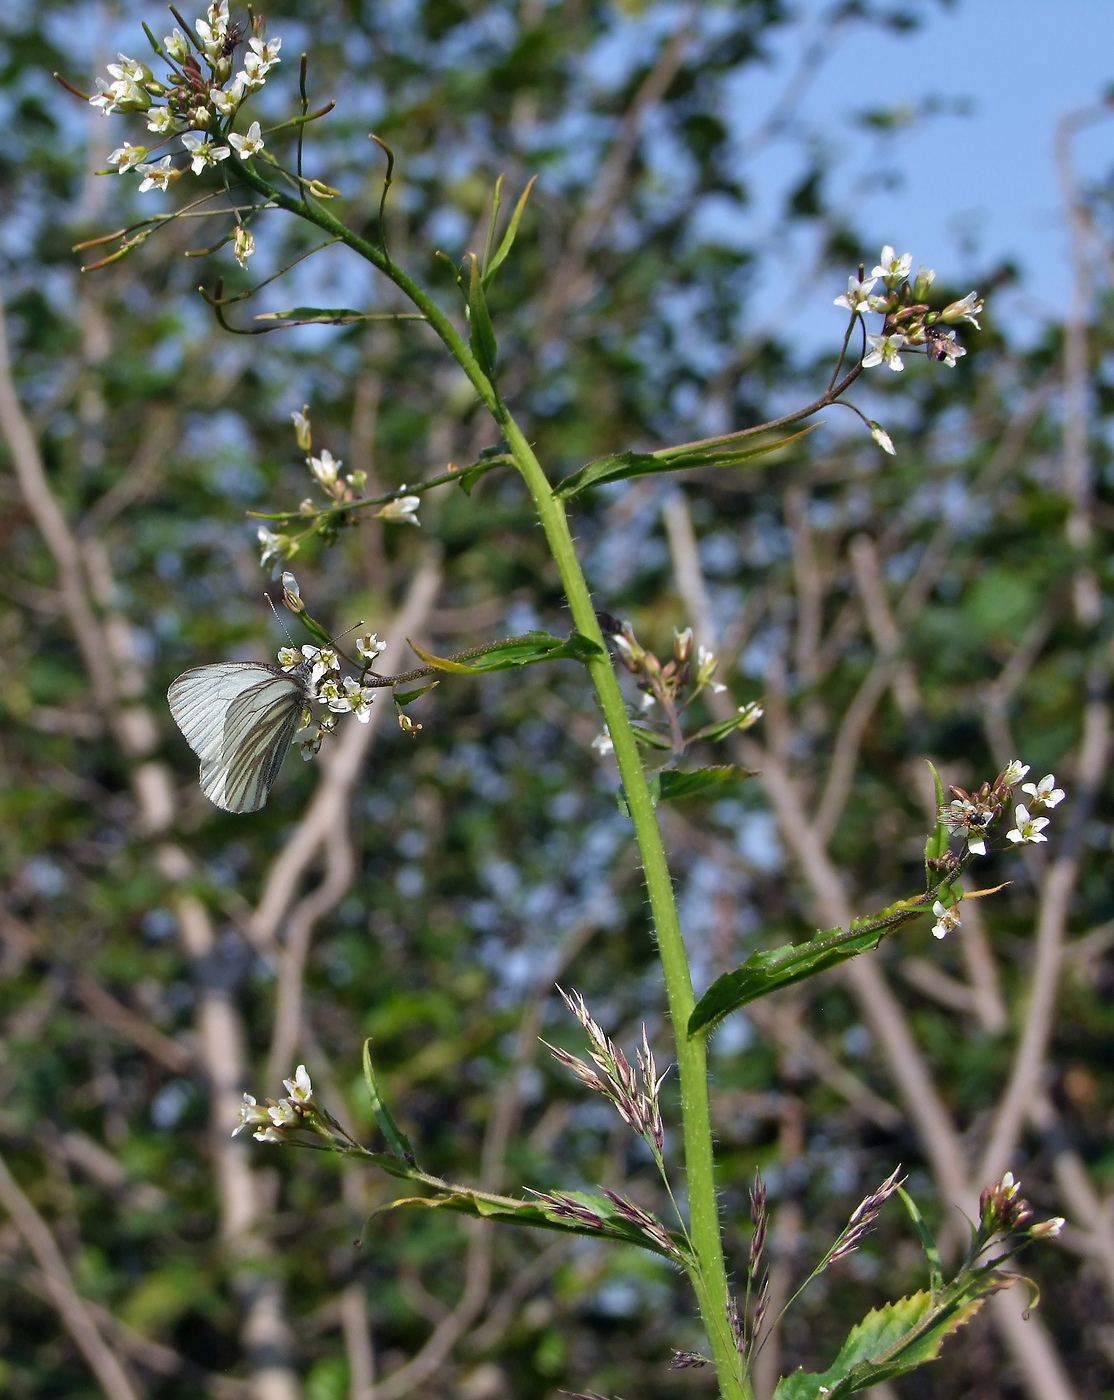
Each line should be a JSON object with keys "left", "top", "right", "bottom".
{"left": 227, "top": 160, "right": 750, "bottom": 1399}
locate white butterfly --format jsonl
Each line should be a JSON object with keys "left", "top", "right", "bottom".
{"left": 168, "top": 661, "right": 311, "bottom": 813}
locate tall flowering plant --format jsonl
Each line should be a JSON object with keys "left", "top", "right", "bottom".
{"left": 70, "top": 6, "right": 1062, "bottom": 1396}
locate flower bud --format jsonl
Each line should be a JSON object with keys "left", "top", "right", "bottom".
{"left": 673, "top": 627, "right": 693, "bottom": 664}
{"left": 280, "top": 571, "right": 304, "bottom": 613}
{"left": 291, "top": 407, "right": 312, "bottom": 452}
{"left": 913, "top": 266, "right": 936, "bottom": 300}
{"left": 1029, "top": 1217, "right": 1065, "bottom": 1239}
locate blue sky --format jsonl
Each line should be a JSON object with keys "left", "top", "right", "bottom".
{"left": 738, "top": 0, "right": 1114, "bottom": 345}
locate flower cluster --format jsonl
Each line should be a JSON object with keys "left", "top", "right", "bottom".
{"left": 929, "top": 761, "right": 1066, "bottom": 940}
{"left": 978, "top": 1172, "right": 1063, "bottom": 1242}
{"left": 91, "top": 2, "right": 278, "bottom": 203}
{"left": 544, "top": 988, "right": 666, "bottom": 1156}
{"left": 276, "top": 638, "right": 382, "bottom": 757}
{"left": 233, "top": 1064, "right": 316, "bottom": 1143}
{"left": 836, "top": 245, "right": 984, "bottom": 376}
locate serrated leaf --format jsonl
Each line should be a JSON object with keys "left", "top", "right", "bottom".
{"left": 407, "top": 630, "right": 600, "bottom": 675}
{"left": 658, "top": 766, "right": 754, "bottom": 801}
{"left": 466, "top": 254, "right": 498, "bottom": 374}
{"left": 688, "top": 903, "right": 924, "bottom": 1036}
{"left": 392, "top": 681, "right": 439, "bottom": 706}
{"left": 554, "top": 426, "right": 816, "bottom": 499}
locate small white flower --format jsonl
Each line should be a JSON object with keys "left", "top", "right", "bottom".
{"left": 735, "top": 701, "right": 764, "bottom": 729}
{"left": 342, "top": 676, "right": 376, "bottom": 722}
{"left": 1000, "top": 760, "right": 1030, "bottom": 787}
{"left": 229, "top": 120, "right": 265, "bottom": 159}
{"left": 108, "top": 142, "right": 148, "bottom": 173}
{"left": 870, "top": 422, "right": 896, "bottom": 455}
{"left": 356, "top": 633, "right": 386, "bottom": 663}
{"left": 268, "top": 1099, "right": 299, "bottom": 1128}
{"left": 1021, "top": 774, "right": 1065, "bottom": 809}
{"left": 297, "top": 728, "right": 324, "bottom": 760}
{"left": 308, "top": 449, "right": 341, "bottom": 490}
{"left": 253, "top": 1125, "right": 286, "bottom": 1143}
{"left": 871, "top": 245, "right": 913, "bottom": 287}
{"left": 941, "top": 291, "right": 984, "bottom": 329}
{"left": 146, "top": 106, "right": 179, "bottom": 133}
{"left": 181, "top": 132, "right": 231, "bottom": 174}
{"left": 377, "top": 495, "right": 422, "bottom": 526}
{"left": 291, "top": 407, "right": 312, "bottom": 451}
{"left": 317, "top": 678, "right": 353, "bottom": 714}
{"left": 1001, "top": 1171, "right": 1019, "bottom": 1197}
{"left": 1030, "top": 1216, "right": 1065, "bottom": 1239}
{"left": 1006, "top": 804, "right": 1050, "bottom": 845}
{"left": 211, "top": 86, "right": 241, "bottom": 117}
{"left": 280, "top": 571, "right": 301, "bottom": 605}
{"left": 931, "top": 899, "right": 961, "bottom": 940}
{"left": 306, "top": 645, "right": 339, "bottom": 684}
{"left": 283, "top": 1064, "right": 314, "bottom": 1104}
{"left": 257, "top": 526, "right": 292, "bottom": 572}
{"left": 913, "top": 266, "right": 936, "bottom": 299}
{"left": 591, "top": 729, "right": 614, "bottom": 755}
{"left": 234, "top": 226, "right": 255, "bottom": 267}
{"left": 863, "top": 333, "right": 905, "bottom": 372}
{"left": 833, "top": 274, "right": 878, "bottom": 315}
{"left": 163, "top": 27, "right": 191, "bottom": 60}
{"left": 277, "top": 646, "right": 301, "bottom": 671}
{"left": 231, "top": 1093, "right": 271, "bottom": 1137}
{"left": 136, "top": 156, "right": 177, "bottom": 193}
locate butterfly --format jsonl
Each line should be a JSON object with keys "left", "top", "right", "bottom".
{"left": 167, "top": 661, "right": 312, "bottom": 813}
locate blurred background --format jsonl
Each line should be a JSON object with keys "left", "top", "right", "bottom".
{"left": 2, "top": 1, "right": 1114, "bottom": 1397}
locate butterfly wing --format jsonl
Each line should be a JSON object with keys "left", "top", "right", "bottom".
{"left": 168, "top": 663, "right": 308, "bottom": 813}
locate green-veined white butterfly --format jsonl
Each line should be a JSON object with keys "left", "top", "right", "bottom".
{"left": 168, "top": 661, "right": 312, "bottom": 813}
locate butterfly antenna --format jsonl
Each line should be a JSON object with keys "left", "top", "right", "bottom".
{"left": 265, "top": 592, "right": 296, "bottom": 645}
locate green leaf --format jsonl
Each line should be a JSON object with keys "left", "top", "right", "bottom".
{"left": 253, "top": 306, "right": 413, "bottom": 325}
{"left": 554, "top": 426, "right": 816, "bottom": 500}
{"left": 483, "top": 175, "right": 537, "bottom": 287}
{"left": 658, "top": 766, "right": 754, "bottom": 801}
{"left": 629, "top": 724, "right": 674, "bottom": 751}
{"left": 466, "top": 254, "right": 498, "bottom": 374}
{"left": 362, "top": 1040, "right": 416, "bottom": 1164}
{"left": 924, "top": 760, "right": 949, "bottom": 875}
{"left": 690, "top": 702, "right": 764, "bottom": 744}
{"left": 380, "top": 1185, "right": 684, "bottom": 1260}
{"left": 392, "top": 681, "right": 439, "bottom": 706}
{"left": 456, "top": 454, "right": 512, "bottom": 495}
{"left": 688, "top": 903, "right": 925, "bottom": 1036}
{"left": 897, "top": 1187, "right": 943, "bottom": 1297}
{"left": 407, "top": 630, "right": 600, "bottom": 675}
{"left": 772, "top": 1291, "right": 986, "bottom": 1400}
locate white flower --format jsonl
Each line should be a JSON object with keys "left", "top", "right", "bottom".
{"left": 342, "top": 676, "right": 376, "bottom": 722}
{"left": 253, "top": 1125, "right": 286, "bottom": 1143}
{"left": 304, "top": 645, "right": 339, "bottom": 684}
{"left": 136, "top": 156, "right": 178, "bottom": 193}
{"left": 1021, "top": 774, "right": 1065, "bottom": 809}
{"left": 317, "top": 678, "right": 352, "bottom": 714}
{"left": 163, "top": 28, "right": 191, "bottom": 61}
{"left": 833, "top": 274, "right": 878, "bottom": 315}
{"left": 291, "top": 407, "right": 312, "bottom": 451}
{"left": 870, "top": 422, "right": 896, "bottom": 455}
{"left": 268, "top": 1099, "right": 299, "bottom": 1128}
{"left": 280, "top": 571, "right": 302, "bottom": 606}
{"left": 1006, "top": 804, "right": 1050, "bottom": 845}
{"left": 308, "top": 449, "right": 341, "bottom": 490}
{"left": 1000, "top": 760, "right": 1030, "bottom": 787}
{"left": 871, "top": 245, "right": 913, "bottom": 287}
{"left": 297, "top": 728, "right": 324, "bottom": 760}
{"left": 108, "top": 142, "right": 148, "bottom": 173}
{"left": 257, "top": 526, "right": 293, "bottom": 573}
{"left": 277, "top": 646, "right": 302, "bottom": 671}
{"left": 1030, "top": 1216, "right": 1065, "bottom": 1239}
{"left": 357, "top": 633, "right": 386, "bottom": 663}
{"left": 211, "top": 85, "right": 243, "bottom": 117}
{"left": 913, "top": 266, "right": 936, "bottom": 299}
{"left": 234, "top": 227, "right": 255, "bottom": 267}
{"left": 377, "top": 495, "right": 422, "bottom": 526}
{"left": 283, "top": 1064, "right": 314, "bottom": 1104}
{"left": 229, "top": 120, "right": 265, "bottom": 159}
{"left": 196, "top": 3, "right": 229, "bottom": 57}
{"left": 181, "top": 132, "right": 231, "bottom": 174}
{"left": 246, "top": 35, "right": 282, "bottom": 75}
{"left": 232, "top": 1093, "right": 271, "bottom": 1137}
{"left": 146, "top": 106, "right": 179, "bottom": 133}
{"left": 863, "top": 333, "right": 905, "bottom": 372}
{"left": 591, "top": 729, "right": 614, "bottom": 755}
{"left": 1001, "top": 1171, "right": 1019, "bottom": 1196}
{"left": 931, "top": 900, "right": 961, "bottom": 940}
{"left": 941, "top": 291, "right": 984, "bottom": 329}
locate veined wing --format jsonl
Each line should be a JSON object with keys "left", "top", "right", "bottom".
{"left": 200, "top": 671, "right": 308, "bottom": 813}
{"left": 168, "top": 663, "right": 283, "bottom": 765}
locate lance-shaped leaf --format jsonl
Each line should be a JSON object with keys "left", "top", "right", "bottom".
{"left": 466, "top": 254, "right": 498, "bottom": 374}
{"left": 923, "top": 759, "right": 950, "bottom": 880}
{"left": 407, "top": 630, "right": 600, "bottom": 674}
{"left": 379, "top": 1184, "right": 686, "bottom": 1261}
{"left": 253, "top": 307, "right": 425, "bottom": 326}
{"left": 392, "top": 680, "right": 439, "bottom": 706}
{"left": 658, "top": 766, "right": 754, "bottom": 802}
{"left": 362, "top": 1039, "right": 416, "bottom": 1164}
{"left": 554, "top": 426, "right": 816, "bottom": 500}
{"left": 483, "top": 175, "right": 537, "bottom": 287}
{"left": 688, "top": 902, "right": 926, "bottom": 1036}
